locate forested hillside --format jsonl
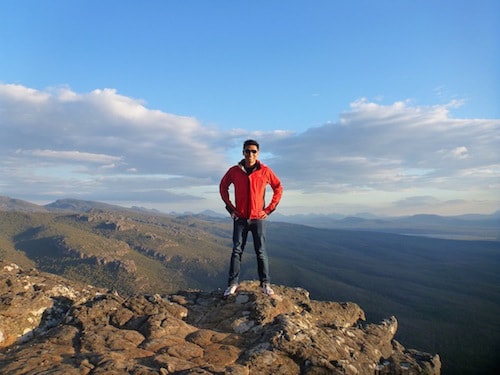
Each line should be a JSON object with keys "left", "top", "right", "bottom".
{"left": 1, "top": 200, "right": 499, "bottom": 374}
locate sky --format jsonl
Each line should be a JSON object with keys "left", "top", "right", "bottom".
{"left": 0, "top": 0, "right": 499, "bottom": 217}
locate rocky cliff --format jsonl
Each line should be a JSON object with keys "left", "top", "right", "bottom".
{"left": 0, "top": 261, "right": 440, "bottom": 374}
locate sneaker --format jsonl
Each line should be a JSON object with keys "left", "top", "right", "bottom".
{"left": 261, "top": 283, "right": 275, "bottom": 296}
{"left": 223, "top": 284, "right": 239, "bottom": 298}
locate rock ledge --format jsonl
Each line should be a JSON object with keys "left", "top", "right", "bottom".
{"left": 0, "top": 262, "right": 440, "bottom": 374}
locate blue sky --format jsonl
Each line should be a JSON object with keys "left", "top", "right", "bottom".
{"left": 1, "top": 0, "right": 499, "bottom": 216}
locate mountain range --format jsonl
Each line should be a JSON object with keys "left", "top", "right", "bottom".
{"left": 269, "top": 211, "right": 499, "bottom": 241}
{"left": 2, "top": 196, "right": 498, "bottom": 241}
{"left": 0, "top": 196, "right": 499, "bottom": 374}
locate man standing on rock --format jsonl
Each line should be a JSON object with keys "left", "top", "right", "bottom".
{"left": 219, "top": 139, "right": 283, "bottom": 298}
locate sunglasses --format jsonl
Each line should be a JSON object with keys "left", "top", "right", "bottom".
{"left": 244, "top": 149, "right": 258, "bottom": 154}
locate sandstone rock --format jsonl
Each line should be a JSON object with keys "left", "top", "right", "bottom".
{"left": 0, "top": 262, "right": 104, "bottom": 349}
{"left": 0, "top": 262, "right": 441, "bottom": 374}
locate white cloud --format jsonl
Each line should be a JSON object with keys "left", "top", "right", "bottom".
{"left": 1, "top": 83, "right": 499, "bottom": 215}
{"left": 451, "top": 146, "right": 469, "bottom": 159}
{"left": 0, "top": 83, "right": 50, "bottom": 103}
{"left": 22, "top": 149, "right": 122, "bottom": 164}
{"left": 0, "top": 84, "right": 227, "bottom": 178}
{"left": 269, "top": 100, "right": 500, "bottom": 196}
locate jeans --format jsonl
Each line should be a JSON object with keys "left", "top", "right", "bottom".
{"left": 228, "top": 218, "right": 269, "bottom": 286}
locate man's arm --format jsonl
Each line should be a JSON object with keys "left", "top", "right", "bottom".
{"left": 264, "top": 170, "right": 283, "bottom": 215}
{"left": 219, "top": 169, "right": 237, "bottom": 215}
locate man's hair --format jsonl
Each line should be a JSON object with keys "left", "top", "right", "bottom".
{"left": 243, "top": 139, "right": 260, "bottom": 150}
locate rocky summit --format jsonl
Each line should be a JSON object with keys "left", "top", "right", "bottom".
{"left": 0, "top": 261, "right": 440, "bottom": 374}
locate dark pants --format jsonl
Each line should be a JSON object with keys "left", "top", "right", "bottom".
{"left": 228, "top": 218, "right": 269, "bottom": 286}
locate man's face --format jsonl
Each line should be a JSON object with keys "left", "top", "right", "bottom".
{"left": 243, "top": 145, "right": 259, "bottom": 165}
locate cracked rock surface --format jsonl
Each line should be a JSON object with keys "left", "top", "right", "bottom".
{"left": 0, "top": 262, "right": 440, "bottom": 374}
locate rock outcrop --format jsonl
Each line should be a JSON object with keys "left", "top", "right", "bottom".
{"left": 0, "top": 262, "right": 440, "bottom": 374}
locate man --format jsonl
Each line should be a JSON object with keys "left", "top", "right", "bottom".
{"left": 219, "top": 139, "right": 283, "bottom": 298}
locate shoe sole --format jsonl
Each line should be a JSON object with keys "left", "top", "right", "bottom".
{"left": 223, "top": 286, "right": 239, "bottom": 299}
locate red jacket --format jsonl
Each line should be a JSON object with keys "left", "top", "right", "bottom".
{"left": 220, "top": 160, "right": 283, "bottom": 219}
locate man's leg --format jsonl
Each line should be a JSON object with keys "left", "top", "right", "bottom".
{"left": 249, "top": 219, "right": 269, "bottom": 285}
{"left": 228, "top": 218, "right": 248, "bottom": 286}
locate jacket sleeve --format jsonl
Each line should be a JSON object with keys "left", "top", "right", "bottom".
{"left": 264, "top": 169, "right": 283, "bottom": 214}
{"left": 219, "top": 169, "right": 236, "bottom": 214}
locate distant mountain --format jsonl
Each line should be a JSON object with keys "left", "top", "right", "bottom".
{"left": 130, "top": 205, "right": 163, "bottom": 214}
{"left": 199, "top": 209, "right": 227, "bottom": 218}
{"left": 42, "top": 198, "right": 171, "bottom": 217}
{"left": 270, "top": 211, "right": 499, "bottom": 240}
{"left": 455, "top": 210, "right": 500, "bottom": 221}
{"left": 44, "top": 198, "right": 131, "bottom": 212}
{"left": 353, "top": 212, "right": 383, "bottom": 219}
{"left": 272, "top": 212, "right": 346, "bottom": 221}
{"left": 0, "top": 196, "right": 48, "bottom": 212}
{"left": 4, "top": 196, "right": 498, "bottom": 240}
